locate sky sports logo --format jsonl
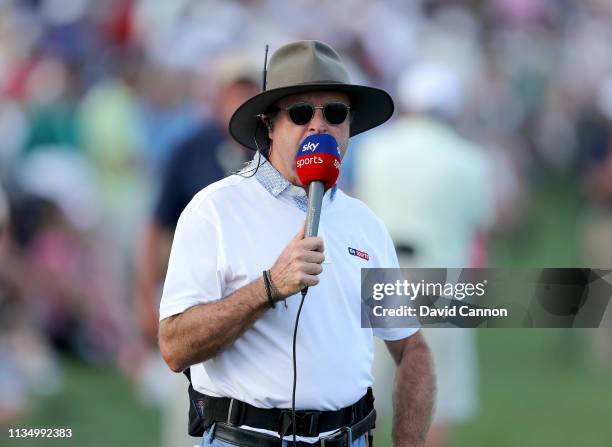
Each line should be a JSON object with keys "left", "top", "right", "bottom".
{"left": 301, "top": 142, "right": 320, "bottom": 152}
{"left": 348, "top": 247, "right": 369, "bottom": 261}
{"left": 296, "top": 156, "right": 323, "bottom": 168}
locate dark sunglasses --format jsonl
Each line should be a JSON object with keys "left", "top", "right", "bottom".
{"left": 282, "top": 102, "right": 351, "bottom": 126}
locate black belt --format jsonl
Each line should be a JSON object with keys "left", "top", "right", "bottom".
{"left": 195, "top": 388, "right": 375, "bottom": 438}
{"left": 210, "top": 408, "right": 376, "bottom": 447}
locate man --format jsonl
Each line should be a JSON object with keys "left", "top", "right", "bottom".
{"left": 0, "top": 184, "right": 28, "bottom": 424}
{"left": 577, "top": 79, "right": 612, "bottom": 370}
{"left": 356, "top": 62, "right": 493, "bottom": 447}
{"left": 134, "top": 54, "right": 258, "bottom": 447}
{"left": 159, "top": 41, "right": 434, "bottom": 447}
{"left": 136, "top": 54, "right": 258, "bottom": 344}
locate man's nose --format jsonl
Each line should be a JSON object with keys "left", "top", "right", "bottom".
{"left": 308, "top": 108, "right": 329, "bottom": 133}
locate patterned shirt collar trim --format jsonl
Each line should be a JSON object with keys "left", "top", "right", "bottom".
{"left": 242, "top": 152, "right": 337, "bottom": 203}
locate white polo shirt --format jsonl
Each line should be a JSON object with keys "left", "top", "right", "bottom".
{"left": 159, "top": 160, "right": 417, "bottom": 412}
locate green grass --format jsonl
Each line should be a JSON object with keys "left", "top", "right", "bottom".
{"left": 454, "top": 330, "right": 612, "bottom": 447}
{"left": 5, "top": 358, "right": 160, "bottom": 447}
{"left": 374, "top": 330, "right": 612, "bottom": 447}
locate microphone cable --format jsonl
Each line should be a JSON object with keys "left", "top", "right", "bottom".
{"left": 291, "top": 288, "right": 308, "bottom": 447}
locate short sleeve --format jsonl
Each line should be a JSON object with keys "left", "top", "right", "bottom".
{"left": 159, "top": 206, "right": 225, "bottom": 320}
{"left": 372, "top": 222, "right": 420, "bottom": 340}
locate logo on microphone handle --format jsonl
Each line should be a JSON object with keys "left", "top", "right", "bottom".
{"left": 296, "top": 156, "right": 324, "bottom": 168}
{"left": 301, "top": 142, "right": 320, "bottom": 152}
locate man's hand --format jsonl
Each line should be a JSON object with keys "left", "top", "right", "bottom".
{"left": 269, "top": 224, "right": 325, "bottom": 299}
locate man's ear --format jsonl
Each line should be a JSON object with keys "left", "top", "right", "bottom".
{"left": 261, "top": 114, "right": 273, "bottom": 132}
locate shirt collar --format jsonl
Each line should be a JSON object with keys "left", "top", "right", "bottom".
{"left": 240, "top": 152, "right": 337, "bottom": 211}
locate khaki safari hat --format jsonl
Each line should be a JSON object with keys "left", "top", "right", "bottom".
{"left": 229, "top": 40, "right": 394, "bottom": 150}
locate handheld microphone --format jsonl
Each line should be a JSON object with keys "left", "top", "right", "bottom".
{"left": 290, "top": 133, "right": 341, "bottom": 446}
{"left": 295, "top": 134, "right": 341, "bottom": 239}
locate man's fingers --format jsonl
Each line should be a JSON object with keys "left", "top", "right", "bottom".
{"left": 301, "top": 262, "right": 324, "bottom": 275}
{"left": 300, "top": 250, "right": 325, "bottom": 264}
{"left": 299, "top": 236, "right": 324, "bottom": 252}
{"left": 301, "top": 274, "right": 320, "bottom": 287}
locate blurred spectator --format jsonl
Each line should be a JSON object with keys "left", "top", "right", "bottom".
{"left": 22, "top": 57, "right": 81, "bottom": 156}
{"left": 8, "top": 149, "right": 129, "bottom": 366}
{"left": 138, "top": 62, "right": 201, "bottom": 171}
{"left": 357, "top": 61, "right": 495, "bottom": 266}
{"left": 135, "top": 51, "right": 259, "bottom": 345}
{"left": 577, "top": 77, "right": 612, "bottom": 371}
{"left": 77, "top": 54, "right": 149, "bottom": 255}
{"left": 10, "top": 194, "right": 114, "bottom": 361}
{"left": 133, "top": 51, "right": 258, "bottom": 447}
{"left": 355, "top": 61, "right": 495, "bottom": 447}
{"left": 0, "top": 184, "right": 61, "bottom": 424}
{"left": 0, "top": 183, "right": 27, "bottom": 424}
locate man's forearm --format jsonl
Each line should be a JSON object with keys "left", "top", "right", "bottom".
{"left": 159, "top": 277, "right": 270, "bottom": 372}
{"left": 392, "top": 340, "right": 435, "bottom": 447}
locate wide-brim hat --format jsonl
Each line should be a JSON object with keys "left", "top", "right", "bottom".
{"left": 229, "top": 40, "right": 394, "bottom": 150}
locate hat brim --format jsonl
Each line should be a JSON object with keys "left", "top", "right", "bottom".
{"left": 229, "top": 82, "right": 394, "bottom": 150}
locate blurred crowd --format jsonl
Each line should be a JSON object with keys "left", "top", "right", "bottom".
{"left": 1, "top": 0, "right": 612, "bottom": 434}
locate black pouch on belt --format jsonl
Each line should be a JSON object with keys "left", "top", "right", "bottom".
{"left": 184, "top": 369, "right": 214, "bottom": 437}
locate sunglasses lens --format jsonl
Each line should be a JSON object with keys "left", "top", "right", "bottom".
{"left": 288, "top": 103, "right": 314, "bottom": 125}
{"left": 323, "top": 103, "right": 349, "bottom": 125}
{"left": 286, "top": 102, "right": 349, "bottom": 125}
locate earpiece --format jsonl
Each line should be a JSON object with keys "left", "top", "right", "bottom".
{"left": 261, "top": 115, "right": 273, "bottom": 132}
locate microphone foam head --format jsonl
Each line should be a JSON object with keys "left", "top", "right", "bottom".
{"left": 295, "top": 134, "right": 341, "bottom": 189}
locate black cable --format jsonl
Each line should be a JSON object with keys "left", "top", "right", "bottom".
{"left": 291, "top": 288, "right": 308, "bottom": 446}
{"left": 230, "top": 121, "right": 268, "bottom": 179}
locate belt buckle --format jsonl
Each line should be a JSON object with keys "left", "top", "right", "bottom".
{"left": 320, "top": 425, "right": 352, "bottom": 447}
{"left": 226, "top": 399, "right": 245, "bottom": 426}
